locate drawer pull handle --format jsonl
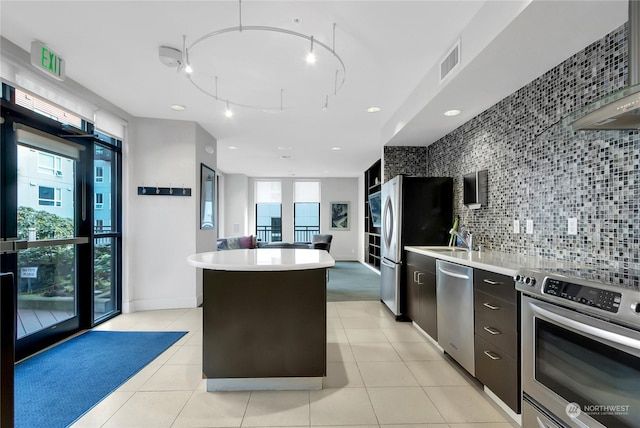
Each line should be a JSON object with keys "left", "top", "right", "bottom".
{"left": 484, "top": 350, "right": 501, "bottom": 360}
{"left": 483, "top": 302, "right": 500, "bottom": 310}
{"left": 483, "top": 326, "right": 502, "bottom": 335}
{"left": 483, "top": 279, "right": 503, "bottom": 285}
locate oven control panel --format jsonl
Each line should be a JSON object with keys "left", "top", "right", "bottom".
{"left": 543, "top": 278, "right": 622, "bottom": 313}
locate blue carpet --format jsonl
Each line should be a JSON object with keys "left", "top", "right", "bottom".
{"left": 328, "top": 261, "right": 381, "bottom": 301}
{"left": 15, "top": 330, "right": 187, "bottom": 428}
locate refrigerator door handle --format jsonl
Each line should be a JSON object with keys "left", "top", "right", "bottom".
{"left": 381, "top": 258, "right": 396, "bottom": 269}
{"left": 383, "top": 197, "right": 394, "bottom": 249}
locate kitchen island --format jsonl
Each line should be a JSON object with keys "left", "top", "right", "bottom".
{"left": 187, "top": 248, "right": 334, "bottom": 391}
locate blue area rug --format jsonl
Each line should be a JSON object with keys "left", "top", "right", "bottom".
{"left": 328, "top": 261, "right": 380, "bottom": 301}
{"left": 15, "top": 330, "right": 187, "bottom": 428}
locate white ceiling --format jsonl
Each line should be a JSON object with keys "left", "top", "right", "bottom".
{"left": 0, "top": 1, "right": 629, "bottom": 178}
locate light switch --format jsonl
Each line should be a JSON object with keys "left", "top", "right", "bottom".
{"left": 513, "top": 220, "right": 520, "bottom": 233}
{"left": 526, "top": 219, "right": 533, "bottom": 234}
{"left": 568, "top": 218, "right": 578, "bottom": 235}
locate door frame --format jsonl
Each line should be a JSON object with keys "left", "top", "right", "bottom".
{"left": 1, "top": 85, "right": 121, "bottom": 360}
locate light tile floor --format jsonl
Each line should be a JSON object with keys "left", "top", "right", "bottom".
{"left": 72, "top": 301, "right": 519, "bottom": 428}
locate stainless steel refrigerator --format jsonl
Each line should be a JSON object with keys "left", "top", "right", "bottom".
{"left": 380, "top": 175, "right": 453, "bottom": 318}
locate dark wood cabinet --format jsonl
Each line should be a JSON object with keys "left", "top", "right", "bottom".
{"left": 406, "top": 251, "right": 437, "bottom": 340}
{"left": 203, "top": 268, "right": 327, "bottom": 385}
{"left": 474, "top": 335, "right": 519, "bottom": 409}
{"left": 364, "top": 160, "right": 381, "bottom": 270}
{"left": 473, "top": 269, "right": 520, "bottom": 413}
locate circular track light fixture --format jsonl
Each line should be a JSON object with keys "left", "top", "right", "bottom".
{"left": 159, "top": 0, "right": 347, "bottom": 114}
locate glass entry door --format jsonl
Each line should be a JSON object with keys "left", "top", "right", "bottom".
{"left": 2, "top": 84, "right": 122, "bottom": 360}
{"left": 1, "top": 115, "right": 89, "bottom": 360}
{"left": 15, "top": 142, "right": 83, "bottom": 339}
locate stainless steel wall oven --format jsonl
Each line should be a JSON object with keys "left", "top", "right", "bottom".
{"left": 516, "top": 269, "right": 640, "bottom": 428}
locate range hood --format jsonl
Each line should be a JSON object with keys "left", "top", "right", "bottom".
{"left": 571, "top": 0, "right": 640, "bottom": 131}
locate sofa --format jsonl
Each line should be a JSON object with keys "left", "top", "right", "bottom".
{"left": 217, "top": 234, "right": 332, "bottom": 253}
{"left": 216, "top": 235, "right": 257, "bottom": 251}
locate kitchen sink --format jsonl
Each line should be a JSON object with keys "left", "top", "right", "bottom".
{"left": 413, "top": 246, "right": 470, "bottom": 253}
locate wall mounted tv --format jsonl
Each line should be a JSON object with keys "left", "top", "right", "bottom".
{"left": 368, "top": 191, "right": 382, "bottom": 227}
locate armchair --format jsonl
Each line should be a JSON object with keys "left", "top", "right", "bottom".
{"left": 310, "top": 234, "right": 332, "bottom": 252}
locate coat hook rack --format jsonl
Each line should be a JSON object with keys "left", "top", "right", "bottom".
{"left": 138, "top": 185, "right": 191, "bottom": 197}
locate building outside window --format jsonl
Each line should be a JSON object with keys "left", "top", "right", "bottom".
{"left": 95, "top": 193, "right": 104, "bottom": 209}
{"left": 294, "top": 181, "right": 320, "bottom": 242}
{"left": 38, "top": 152, "right": 63, "bottom": 176}
{"left": 38, "top": 186, "right": 61, "bottom": 206}
{"left": 96, "top": 166, "right": 104, "bottom": 183}
{"left": 255, "top": 181, "right": 282, "bottom": 242}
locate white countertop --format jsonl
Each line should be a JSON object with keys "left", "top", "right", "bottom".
{"left": 187, "top": 248, "right": 335, "bottom": 271}
{"left": 405, "top": 246, "right": 585, "bottom": 277}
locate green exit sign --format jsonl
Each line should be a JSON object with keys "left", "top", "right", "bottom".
{"left": 30, "top": 41, "right": 65, "bottom": 81}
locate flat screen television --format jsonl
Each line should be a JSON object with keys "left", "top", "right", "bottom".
{"left": 368, "top": 191, "right": 382, "bottom": 227}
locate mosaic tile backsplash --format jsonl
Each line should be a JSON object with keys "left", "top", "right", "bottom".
{"left": 386, "top": 23, "right": 639, "bottom": 278}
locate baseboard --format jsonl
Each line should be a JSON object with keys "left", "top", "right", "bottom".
{"left": 331, "top": 255, "right": 359, "bottom": 262}
{"left": 412, "top": 322, "right": 444, "bottom": 353}
{"left": 127, "top": 297, "right": 199, "bottom": 312}
{"left": 484, "top": 386, "right": 522, "bottom": 425}
{"left": 360, "top": 262, "right": 381, "bottom": 275}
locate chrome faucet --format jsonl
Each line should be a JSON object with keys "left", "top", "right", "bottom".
{"left": 449, "top": 228, "right": 474, "bottom": 250}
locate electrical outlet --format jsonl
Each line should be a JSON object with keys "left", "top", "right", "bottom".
{"left": 526, "top": 219, "right": 533, "bottom": 234}
{"left": 568, "top": 218, "right": 578, "bottom": 235}
{"left": 513, "top": 220, "right": 520, "bottom": 233}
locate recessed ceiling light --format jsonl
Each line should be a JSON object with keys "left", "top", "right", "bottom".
{"left": 444, "top": 109, "right": 461, "bottom": 116}
{"left": 331, "top": 147, "right": 341, "bottom": 151}
{"left": 170, "top": 104, "right": 186, "bottom": 111}
{"left": 367, "top": 106, "right": 381, "bottom": 113}
{"left": 228, "top": 146, "right": 238, "bottom": 150}
{"left": 278, "top": 146, "right": 293, "bottom": 151}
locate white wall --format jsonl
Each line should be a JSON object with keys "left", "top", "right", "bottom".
{"left": 125, "top": 118, "right": 216, "bottom": 312}
{"left": 221, "top": 174, "right": 250, "bottom": 237}
{"left": 222, "top": 176, "right": 359, "bottom": 260}
{"left": 194, "top": 123, "right": 218, "bottom": 302}
{"left": 319, "top": 178, "right": 359, "bottom": 260}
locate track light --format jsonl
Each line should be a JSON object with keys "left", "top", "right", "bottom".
{"left": 178, "top": 35, "right": 193, "bottom": 74}
{"left": 306, "top": 36, "right": 316, "bottom": 64}
{"left": 225, "top": 100, "right": 233, "bottom": 118}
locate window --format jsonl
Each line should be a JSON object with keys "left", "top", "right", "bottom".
{"left": 38, "top": 186, "right": 61, "bottom": 206}
{"left": 95, "top": 193, "right": 104, "bottom": 209}
{"left": 95, "top": 166, "right": 104, "bottom": 183}
{"left": 255, "top": 181, "right": 282, "bottom": 242}
{"left": 38, "top": 152, "right": 63, "bottom": 176}
{"left": 294, "top": 181, "right": 320, "bottom": 242}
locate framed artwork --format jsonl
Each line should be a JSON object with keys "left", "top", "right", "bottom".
{"left": 200, "top": 163, "right": 216, "bottom": 229}
{"left": 330, "top": 201, "right": 350, "bottom": 230}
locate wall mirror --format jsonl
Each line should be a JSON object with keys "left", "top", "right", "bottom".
{"left": 200, "top": 163, "right": 216, "bottom": 229}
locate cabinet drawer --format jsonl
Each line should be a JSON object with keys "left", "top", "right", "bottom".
{"left": 406, "top": 251, "right": 436, "bottom": 273}
{"left": 474, "top": 335, "right": 520, "bottom": 413}
{"left": 474, "top": 269, "right": 516, "bottom": 303}
{"left": 474, "top": 290, "right": 517, "bottom": 329}
{"left": 474, "top": 298, "right": 518, "bottom": 358}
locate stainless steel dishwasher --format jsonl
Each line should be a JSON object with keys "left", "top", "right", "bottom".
{"left": 436, "top": 259, "right": 474, "bottom": 375}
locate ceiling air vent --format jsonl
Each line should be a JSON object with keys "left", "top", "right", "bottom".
{"left": 440, "top": 39, "right": 461, "bottom": 83}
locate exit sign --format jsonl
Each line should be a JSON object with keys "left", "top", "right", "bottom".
{"left": 30, "top": 41, "right": 65, "bottom": 81}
